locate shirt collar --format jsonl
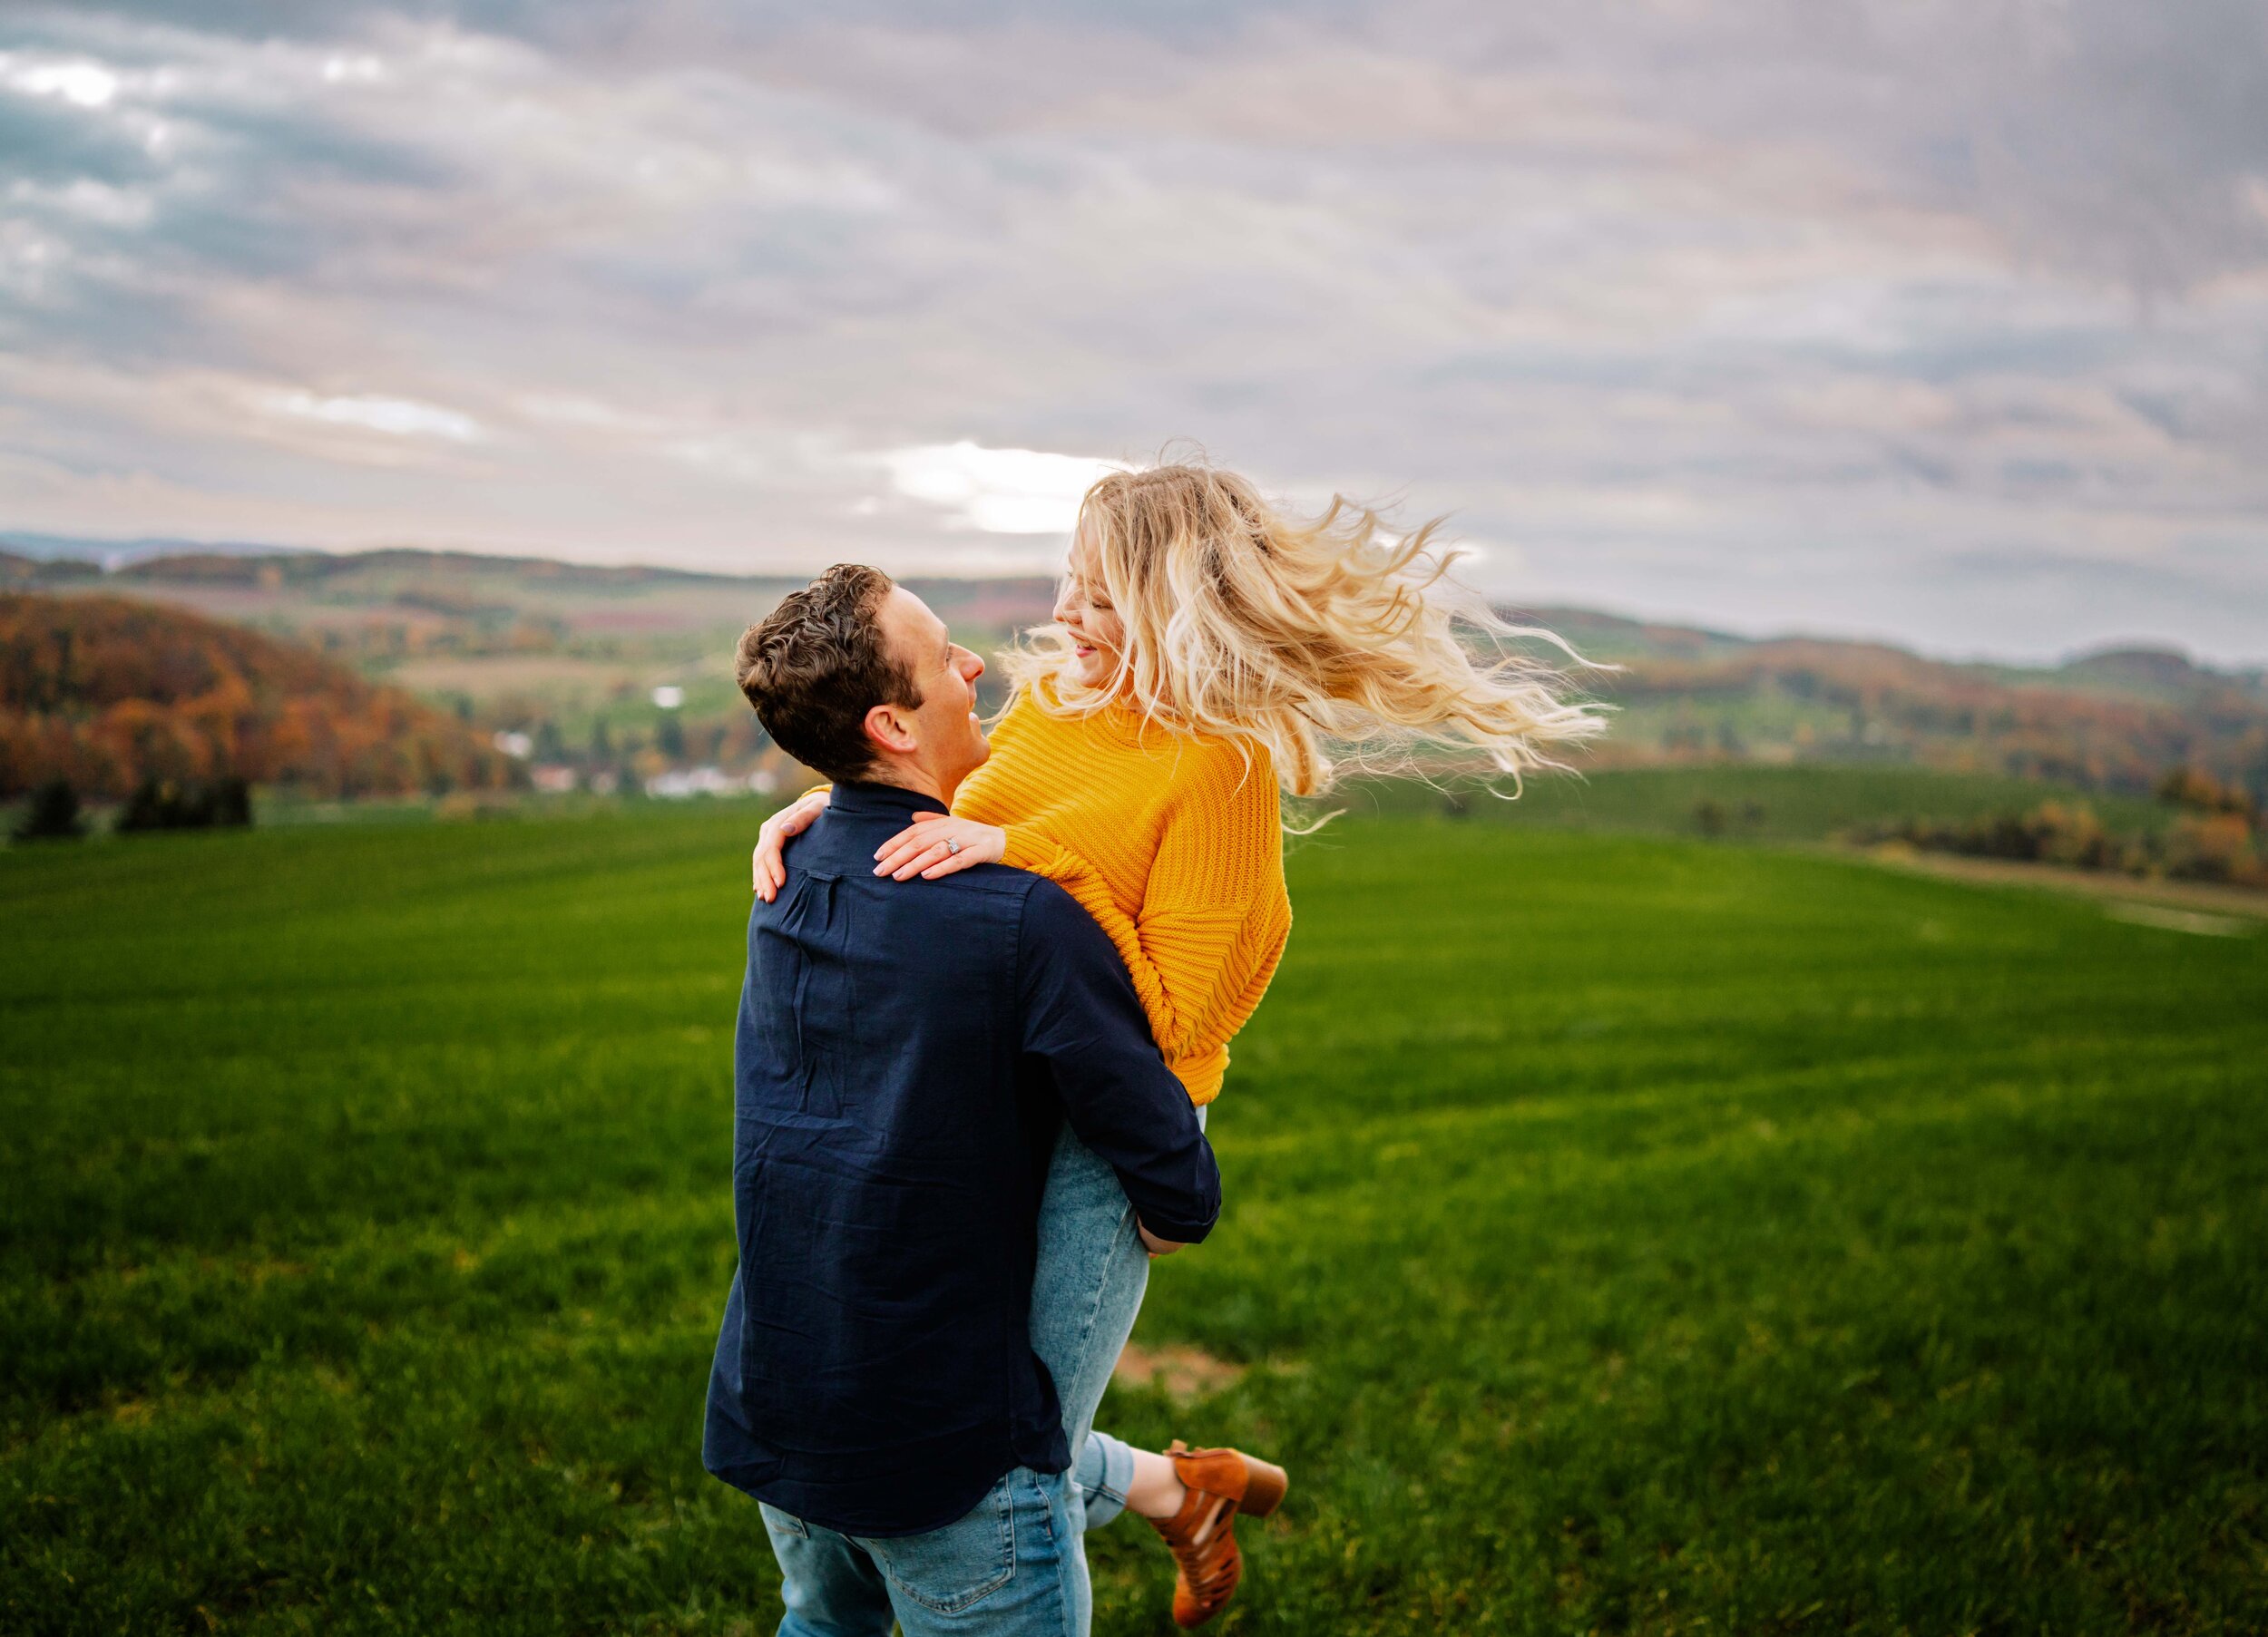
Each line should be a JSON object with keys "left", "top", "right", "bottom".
{"left": 826, "top": 780, "right": 951, "bottom": 823}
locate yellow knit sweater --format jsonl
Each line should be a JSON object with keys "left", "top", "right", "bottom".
{"left": 953, "top": 687, "right": 1293, "bottom": 1106}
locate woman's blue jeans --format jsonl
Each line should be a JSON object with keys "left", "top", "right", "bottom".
{"left": 1030, "top": 1107, "right": 1206, "bottom": 1535}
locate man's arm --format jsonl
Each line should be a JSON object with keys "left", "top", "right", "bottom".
{"left": 1136, "top": 1222, "right": 1190, "bottom": 1258}
{"left": 1016, "top": 880, "right": 1222, "bottom": 1245}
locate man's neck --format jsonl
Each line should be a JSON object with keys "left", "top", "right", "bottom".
{"left": 865, "top": 759, "right": 961, "bottom": 808}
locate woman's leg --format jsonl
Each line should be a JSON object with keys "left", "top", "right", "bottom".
{"left": 1116, "top": 1443, "right": 1188, "bottom": 1519}
{"left": 1071, "top": 1430, "right": 1191, "bottom": 1523}
{"left": 1029, "top": 1122, "right": 1150, "bottom": 1532}
{"left": 1031, "top": 1113, "right": 1207, "bottom": 1531}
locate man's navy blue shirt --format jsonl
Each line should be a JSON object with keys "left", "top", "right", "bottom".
{"left": 703, "top": 780, "right": 1221, "bottom": 1537}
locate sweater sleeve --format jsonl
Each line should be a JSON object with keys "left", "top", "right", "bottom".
{"left": 999, "top": 747, "right": 1291, "bottom": 1077}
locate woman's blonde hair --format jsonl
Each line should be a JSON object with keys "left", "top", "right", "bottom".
{"left": 1000, "top": 462, "right": 1608, "bottom": 798}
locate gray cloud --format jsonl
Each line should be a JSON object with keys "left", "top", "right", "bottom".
{"left": 0, "top": 93, "right": 161, "bottom": 187}
{"left": 2, "top": 1, "right": 2264, "bottom": 662}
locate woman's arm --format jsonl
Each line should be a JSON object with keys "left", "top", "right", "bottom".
{"left": 751, "top": 788, "right": 829, "bottom": 901}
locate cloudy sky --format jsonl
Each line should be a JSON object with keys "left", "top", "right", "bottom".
{"left": 3, "top": 2, "right": 2265, "bottom": 662}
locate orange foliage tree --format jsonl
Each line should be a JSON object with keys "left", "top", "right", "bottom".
{"left": 0, "top": 593, "right": 518, "bottom": 800}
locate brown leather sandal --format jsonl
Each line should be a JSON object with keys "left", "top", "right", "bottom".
{"left": 1139, "top": 1440, "right": 1290, "bottom": 1628}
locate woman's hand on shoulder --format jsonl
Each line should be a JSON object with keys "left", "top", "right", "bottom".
{"left": 753, "top": 788, "right": 830, "bottom": 901}
{"left": 873, "top": 814, "right": 1006, "bottom": 882}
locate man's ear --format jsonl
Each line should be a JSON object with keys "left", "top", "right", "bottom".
{"left": 863, "top": 700, "right": 917, "bottom": 760}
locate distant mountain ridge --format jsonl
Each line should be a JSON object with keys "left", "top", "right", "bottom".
{"left": 1, "top": 532, "right": 305, "bottom": 570}
{"left": 9, "top": 541, "right": 2256, "bottom": 683}
{"left": 1512, "top": 603, "right": 2267, "bottom": 711}
{"left": 0, "top": 545, "right": 1057, "bottom": 648}
{"left": 5, "top": 543, "right": 2262, "bottom": 801}
{"left": 1567, "top": 630, "right": 2267, "bottom": 794}
{"left": 4, "top": 541, "right": 767, "bottom": 590}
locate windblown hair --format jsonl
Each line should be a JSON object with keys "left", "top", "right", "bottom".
{"left": 1000, "top": 463, "right": 1608, "bottom": 798}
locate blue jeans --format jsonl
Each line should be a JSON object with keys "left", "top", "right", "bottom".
{"left": 1033, "top": 1110, "right": 1207, "bottom": 1536}
{"left": 758, "top": 1114, "right": 1204, "bottom": 1636}
{"left": 760, "top": 1467, "right": 1082, "bottom": 1637}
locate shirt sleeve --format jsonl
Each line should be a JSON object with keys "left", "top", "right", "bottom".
{"left": 1016, "top": 880, "right": 1222, "bottom": 1243}
{"left": 999, "top": 749, "right": 1291, "bottom": 1081}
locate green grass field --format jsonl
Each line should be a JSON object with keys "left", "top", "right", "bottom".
{"left": 5, "top": 803, "right": 2263, "bottom": 1634}
{"left": 1345, "top": 764, "right": 2173, "bottom": 842}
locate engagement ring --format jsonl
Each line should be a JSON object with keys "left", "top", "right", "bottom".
{"left": 945, "top": 839, "right": 962, "bottom": 855}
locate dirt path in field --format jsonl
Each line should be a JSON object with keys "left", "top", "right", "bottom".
{"left": 1113, "top": 1343, "right": 1246, "bottom": 1401}
{"left": 1844, "top": 843, "right": 2268, "bottom": 929}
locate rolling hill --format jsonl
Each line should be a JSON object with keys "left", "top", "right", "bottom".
{"left": 1491, "top": 605, "right": 2268, "bottom": 796}
{"left": 0, "top": 592, "right": 517, "bottom": 802}
{"left": 1550, "top": 619, "right": 2268, "bottom": 794}
{"left": 6, "top": 544, "right": 2264, "bottom": 804}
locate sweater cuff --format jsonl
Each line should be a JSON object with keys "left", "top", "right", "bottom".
{"left": 998, "top": 823, "right": 1062, "bottom": 877}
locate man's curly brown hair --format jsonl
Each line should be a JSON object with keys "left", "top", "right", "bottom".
{"left": 735, "top": 564, "right": 924, "bottom": 784}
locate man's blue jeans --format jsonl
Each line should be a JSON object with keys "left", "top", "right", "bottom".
{"left": 760, "top": 1468, "right": 1082, "bottom": 1637}
{"left": 756, "top": 1115, "right": 1201, "bottom": 1633}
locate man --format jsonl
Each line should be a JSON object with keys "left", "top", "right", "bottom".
{"left": 705, "top": 564, "right": 1221, "bottom": 1636}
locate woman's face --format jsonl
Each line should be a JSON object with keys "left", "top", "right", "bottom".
{"left": 1052, "top": 530, "right": 1128, "bottom": 691}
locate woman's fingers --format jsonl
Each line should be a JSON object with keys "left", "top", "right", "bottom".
{"left": 753, "top": 824, "right": 789, "bottom": 899}
{"left": 883, "top": 813, "right": 945, "bottom": 843}
{"left": 874, "top": 816, "right": 1001, "bottom": 882}
{"left": 880, "top": 839, "right": 955, "bottom": 881}
{"left": 779, "top": 793, "right": 826, "bottom": 835}
{"left": 917, "top": 845, "right": 988, "bottom": 881}
{"left": 872, "top": 815, "right": 945, "bottom": 876}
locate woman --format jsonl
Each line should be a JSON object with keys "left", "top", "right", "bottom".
{"left": 753, "top": 462, "right": 1603, "bottom": 1627}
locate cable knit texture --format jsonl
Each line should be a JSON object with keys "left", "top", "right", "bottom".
{"left": 953, "top": 686, "right": 1292, "bottom": 1106}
